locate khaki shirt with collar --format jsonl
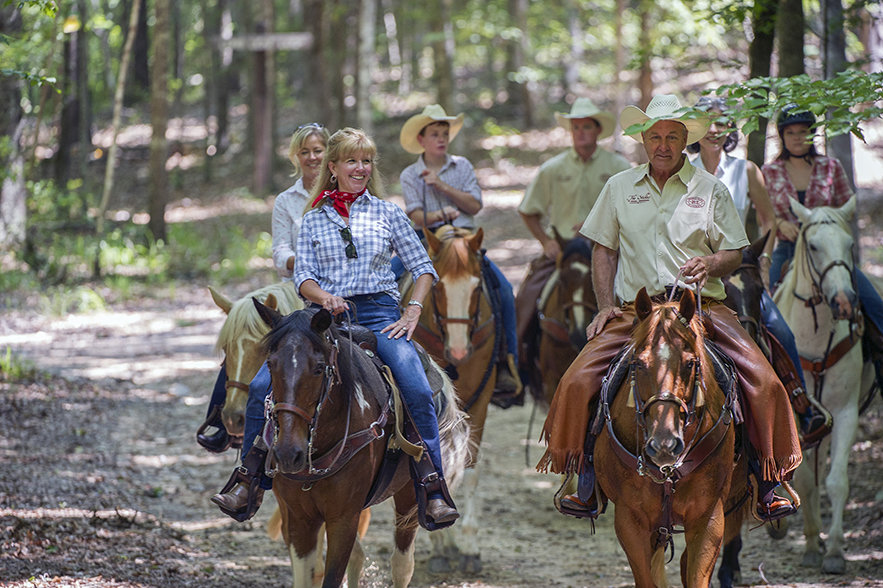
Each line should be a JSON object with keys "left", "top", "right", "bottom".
{"left": 581, "top": 157, "right": 748, "bottom": 303}
{"left": 519, "top": 146, "right": 631, "bottom": 239}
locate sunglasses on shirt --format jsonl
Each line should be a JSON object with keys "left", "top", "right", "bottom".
{"left": 340, "top": 227, "right": 358, "bottom": 259}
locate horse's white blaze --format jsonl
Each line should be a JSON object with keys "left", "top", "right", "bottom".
{"left": 657, "top": 342, "right": 672, "bottom": 363}
{"left": 288, "top": 543, "right": 317, "bottom": 588}
{"left": 390, "top": 540, "right": 416, "bottom": 588}
{"left": 727, "top": 273, "right": 744, "bottom": 291}
{"left": 444, "top": 275, "right": 480, "bottom": 359}
{"left": 353, "top": 382, "right": 369, "bottom": 413}
{"left": 571, "top": 261, "right": 590, "bottom": 328}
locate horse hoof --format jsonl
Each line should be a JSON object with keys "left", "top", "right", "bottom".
{"left": 764, "top": 518, "right": 789, "bottom": 540}
{"left": 717, "top": 566, "right": 739, "bottom": 588}
{"left": 459, "top": 554, "right": 482, "bottom": 574}
{"left": 822, "top": 555, "right": 846, "bottom": 575}
{"left": 802, "top": 551, "right": 823, "bottom": 567}
{"left": 427, "top": 555, "right": 451, "bottom": 574}
{"left": 444, "top": 543, "right": 461, "bottom": 561}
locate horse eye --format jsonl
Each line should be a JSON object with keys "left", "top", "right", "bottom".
{"left": 314, "top": 363, "right": 326, "bottom": 376}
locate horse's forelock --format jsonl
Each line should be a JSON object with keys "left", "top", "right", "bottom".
{"left": 561, "top": 238, "right": 593, "bottom": 263}
{"left": 435, "top": 235, "right": 481, "bottom": 280}
{"left": 261, "top": 308, "right": 327, "bottom": 356}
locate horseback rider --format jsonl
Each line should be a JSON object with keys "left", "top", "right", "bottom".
{"left": 516, "top": 98, "right": 631, "bottom": 383}
{"left": 212, "top": 128, "right": 459, "bottom": 529}
{"left": 538, "top": 94, "right": 803, "bottom": 522}
{"left": 393, "top": 104, "right": 523, "bottom": 406}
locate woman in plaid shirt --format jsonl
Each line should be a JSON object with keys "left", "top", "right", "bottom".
{"left": 762, "top": 107, "right": 883, "bottom": 345}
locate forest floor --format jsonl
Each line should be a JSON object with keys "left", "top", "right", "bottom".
{"left": 2, "top": 123, "right": 883, "bottom": 587}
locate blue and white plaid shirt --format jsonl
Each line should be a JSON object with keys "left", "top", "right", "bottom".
{"left": 294, "top": 191, "right": 438, "bottom": 303}
{"left": 401, "top": 154, "right": 482, "bottom": 230}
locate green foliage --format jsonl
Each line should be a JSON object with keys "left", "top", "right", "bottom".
{"left": 712, "top": 71, "right": 883, "bottom": 140}
{"left": 38, "top": 285, "right": 106, "bottom": 316}
{"left": 0, "top": 346, "right": 38, "bottom": 381}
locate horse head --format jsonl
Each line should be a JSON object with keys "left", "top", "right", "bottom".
{"left": 632, "top": 287, "right": 709, "bottom": 468}
{"left": 256, "top": 304, "right": 337, "bottom": 474}
{"left": 211, "top": 286, "right": 281, "bottom": 437}
{"left": 552, "top": 232, "right": 596, "bottom": 350}
{"left": 789, "top": 196, "right": 858, "bottom": 321}
{"left": 722, "top": 233, "right": 768, "bottom": 343}
{"left": 425, "top": 225, "right": 486, "bottom": 366}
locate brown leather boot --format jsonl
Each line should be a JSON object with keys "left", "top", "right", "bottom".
{"left": 211, "top": 481, "right": 251, "bottom": 512}
{"left": 491, "top": 354, "right": 524, "bottom": 408}
{"left": 426, "top": 498, "right": 459, "bottom": 526}
{"left": 559, "top": 493, "right": 601, "bottom": 519}
{"left": 755, "top": 480, "right": 797, "bottom": 521}
{"left": 211, "top": 441, "right": 268, "bottom": 522}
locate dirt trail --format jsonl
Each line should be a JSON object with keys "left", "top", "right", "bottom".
{"left": 2, "top": 192, "right": 883, "bottom": 587}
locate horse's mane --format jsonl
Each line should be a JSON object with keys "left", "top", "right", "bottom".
{"left": 434, "top": 229, "right": 482, "bottom": 280}
{"left": 561, "top": 237, "right": 593, "bottom": 262}
{"left": 261, "top": 308, "right": 384, "bottom": 404}
{"left": 631, "top": 302, "right": 715, "bottom": 388}
{"left": 215, "top": 283, "right": 302, "bottom": 354}
{"left": 776, "top": 205, "right": 852, "bottom": 298}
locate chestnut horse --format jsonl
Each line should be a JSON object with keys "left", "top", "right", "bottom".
{"left": 402, "top": 224, "right": 496, "bottom": 573}
{"left": 209, "top": 282, "right": 303, "bottom": 438}
{"left": 594, "top": 287, "right": 747, "bottom": 588}
{"left": 254, "top": 304, "right": 470, "bottom": 588}
{"left": 528, "top": 233, "right": 596, "bottom": 406}
{"left": 773, "top": 196, "right": 875, "bottom": 574}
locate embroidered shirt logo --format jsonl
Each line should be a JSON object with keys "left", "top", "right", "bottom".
{"left": 685, "top": 196, "right": 706, "bottom": 209}
{"left": 627, "top": 193, "right": 650, "bottom": 204}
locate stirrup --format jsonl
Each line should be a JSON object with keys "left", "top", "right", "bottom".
{"left": 211, "top": 442, "right": 268, "bottom": 522}
{"left": 410, "top": 456, "right": 458, "bottom": 531}
{"left": 196, "top": 405, "right": 239, "bottom": 453}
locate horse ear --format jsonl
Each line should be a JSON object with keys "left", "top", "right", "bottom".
{"left": 311, "top": 308, "right": 333, "bottom": 332}
{"left": 744, "top": 233, "right": 767, "bottom": 264}
{"left": 635, "top": 287, "right": 653, "bottom": 321}
{"left": 679, "top": 289, "right": 696, "bottom": 323}
{"left": 789, "top": 197, "right": 811, "bottom": 225}
{"left": 836, "top": 195, "right": 856, "bottom": 221}
{"left": 425, "top": 227, "right": 442, "bottom": 257}
{"left": 209, "top": 286, "right": 233, "bottom": 315}
{"left": 467, "top": 227, "right": 484, "bottom": 252}
{"left": 264, "top": 293, "right": 278, "bottom": 311}
{"left": 253, "top": 296, "right": 283, "bottom": 327}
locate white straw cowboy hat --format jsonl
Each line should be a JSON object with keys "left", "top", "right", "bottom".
{"left": 620, "top": 94, "right": 711, "bottom": 144}
{"left": 554, "top": 97, "right": 616, "bottom": 140}
{"left": 400, "top": 104, "right": 465, "bottom": 154}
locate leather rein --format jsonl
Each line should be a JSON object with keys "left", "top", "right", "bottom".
{"left": 266, "top": 331, "right": 389, "bottom": 484}
{"left": 602, "top": 308, "right": 737, "bottom": 558}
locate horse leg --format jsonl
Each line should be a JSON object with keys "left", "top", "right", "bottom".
{"left": 794, "top": 444, "right": 825, "bottom": 567}
{"left": 345, "top": 509, "right": 371, "bottom": 588}
{"left": 280, "top": 507, "right": 322, "bottom": 588}
{"left": 311, "top": 524, "right": 326, "bottom": 587}
{"left": 456, "top": 465, "right": 482, "bottom": 573}
{"left": 614, "top": 509, "right": 661, "bottom": 588}
{"left": 391, "top": 491, "right": 420, "bottom": 588}
{"left": 822, "top": 405, "right": 858, "bottom": 574}
{"left": 320, "top": 513, "right": 362, "bottom": 588}
{"left": 681, "top": 504, "right": 725, "bottom": 588}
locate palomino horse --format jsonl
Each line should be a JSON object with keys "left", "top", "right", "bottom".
{"left": 773, "top": 196, "right": 875, "bottom": 574}
{"left": 403, "top": 224, "right": 496, "bottom": 573}
{"left": 209, "top": 282, "right": 303, "bottom": 437}
{"left": 594, "top": 287, "right": 747, "bottom": 588}
{"left": 528, "top": 233, "right": 596, "bottom": 406}
{"left": 254, "top": 304, "right": 470, "bottom": 588}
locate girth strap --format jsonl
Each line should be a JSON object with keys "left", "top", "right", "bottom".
{"left": 800, "top": 333, "right": 859, "bottom": 380}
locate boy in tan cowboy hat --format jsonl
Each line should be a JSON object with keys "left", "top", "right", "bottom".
{"left": 515, "top": 98, "right": 630, "bottom": 379}
{"left": 538, "top": 94, "right": 802, "bottom": 523}
{"left": 395, "top": 104, "right": 523, "bottom": 404}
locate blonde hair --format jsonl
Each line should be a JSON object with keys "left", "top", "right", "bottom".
{"left": 307, "top": 128, "right": 386, "bottom": 211}
{"left": 287, "top": 124, "right": 331, "bottom": 177}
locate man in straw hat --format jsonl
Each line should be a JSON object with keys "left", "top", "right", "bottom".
{"left": 537, "top": 94, "right": 802, "bottom": 523}
{"left": 515, "top": 98, "right": 630, "bottom": 380}
{"left": 397, "top": 104, "right": 523, "bottom": 404}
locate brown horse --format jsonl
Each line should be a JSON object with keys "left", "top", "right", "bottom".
{"left": 594, "top": 287, "right": 747, "bottom": 588}
{"left": 402, "top": 224, "right": 496, "bottom": 573}
{"left": 528, "top": 234, "right": 596, "bottom": 406}
{"left": 254, "top": 303, "right": 470, "bottom": 588}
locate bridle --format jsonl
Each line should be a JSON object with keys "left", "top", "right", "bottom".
{"left": 539, "top": 257, "right": 597, "bottom": 347}
{"left": 792, "top": 219, "right": 858, "bottom": 320}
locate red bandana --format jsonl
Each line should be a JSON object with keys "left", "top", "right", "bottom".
{"left": 312, "top": 189, "right": 366, "bottom": 218}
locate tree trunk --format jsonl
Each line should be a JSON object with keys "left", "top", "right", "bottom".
{"left": 216, "top": 5, "right": 234, "bottom": 152}
{"left": 0, "top": 4, "right": 25, "bottom": 250}
{"left": 612, "top": 0, "right": 625, "bottom": 150}
{"left": 305, "top": 0, "right": 331, "bottom": 125}
{"left": 431, "top": 0, "right": 454, "bottom": 113}
{"left": 251, "top": 0, "right": 275, "bottom": 196}
{"left": 564, "top": 0, "right": 582, "bottom": 96}
{"left": 132, "top": 0, "right": 150, "bottom": 95}
{"left": 746, "top": 0, "right": 777, "bottom": 167}
{"left": 56, "top": 5, "right": 81, "bottom": 188}
{"left": 822, "top": 0, "right": 855, "bottom": 190}
{"left": 76, "top": 0, "right": 91, "bottom": 189}
{"left": 777, "top": 0, "right": 805, "bottom": 76}
{"left": 356, "top": 0, "right": 376, "bottom": 133}
{"left": 637, "top": 3, "right": 653, "bottom": 110}
{"left": 505, "top": 0, "right": 532, "bottom": 126}
{"left": 149, "top": 0, "right": 170, "bottom": 243}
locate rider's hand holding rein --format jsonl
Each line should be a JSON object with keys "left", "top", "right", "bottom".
{"left": 586, "top": 243, "right": 623, "bottom": 341}
{"left": 300, "top": 280, "right": 348, "bottom": 315}
{"left": 381, "top": 273, "right": 432, "bottom": 341}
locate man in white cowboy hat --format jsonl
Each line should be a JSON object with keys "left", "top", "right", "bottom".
{"left": 396, "top": 104, "right": 523, "bottom": 403}
{"left": 537, "top": 94, "right": 802, "bottom": 524}
{"left": 515, "top": 97, "right": 630, "bottom": 377}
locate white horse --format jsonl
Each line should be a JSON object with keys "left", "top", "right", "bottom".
{"left": 773, "top": 195, "right": 876, "bottom": 574}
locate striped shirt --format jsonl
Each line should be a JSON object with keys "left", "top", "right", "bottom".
{"left": 762, "top": 156, "right": 853, "bottom": 239}
{"left": 294, "top": 191, "right": 438, "bottom": 303}
{"left": 400, "top": 154, "right": 482, "bottom": 229}
{"left": 271, "top": 178, "right": 311, "bottom": 280}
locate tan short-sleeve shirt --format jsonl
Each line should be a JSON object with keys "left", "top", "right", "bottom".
{"left": 581, "top": 157, "right": 748, "bottom": 302}
{"left": 519, "top": 147, "right": 631, "bottom": 239}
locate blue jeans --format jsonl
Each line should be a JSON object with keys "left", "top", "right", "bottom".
{"left": 760, "top": 290, "right": 807, "bottom": 391}
{"left": 771, "top": 240, "right": 883, "bottom": 335}
{"left": 392, "top": 254, "right": 518, "bottom": 362}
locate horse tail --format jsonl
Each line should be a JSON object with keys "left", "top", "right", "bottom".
{"left": 651, "top": 546, "right": 672, "bottom": 588}
{"left": 267, "top": 506, "right": 283, "bottom": 541}
{"left": 428, "top": 358, "right": 473, "bottom": 493}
